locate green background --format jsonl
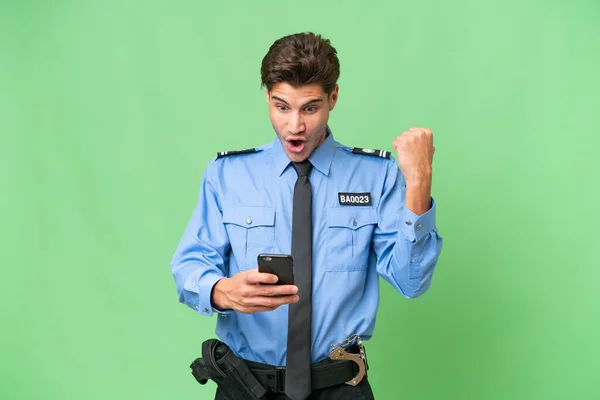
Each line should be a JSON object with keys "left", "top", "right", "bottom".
{"left": 1, "top": 0, "right": 599, "bottom": 399}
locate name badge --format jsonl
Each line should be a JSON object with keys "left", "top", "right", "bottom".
{"left": 338, "top": 192, "right": 372, "bottom": 206}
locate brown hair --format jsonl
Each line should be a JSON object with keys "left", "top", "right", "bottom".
{"left": 260, "top": 32, "right": 340, "bottom": 95}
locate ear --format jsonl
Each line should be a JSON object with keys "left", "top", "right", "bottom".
{"left": 265, "top": 89, "right": 270, "bottom": 104}
{"left": 329, "top": 84, "right": 339, "bottom": 111}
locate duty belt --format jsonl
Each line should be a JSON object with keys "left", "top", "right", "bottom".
{"left": 244, "top": 353, "right": 361, "bottom": 394}
{"left": 190, "top": 335, "right": 369, "bottom": 396}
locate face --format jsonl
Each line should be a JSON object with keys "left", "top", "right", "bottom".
{"left": 266, "top": 82, "right": 338, "bottom": 162}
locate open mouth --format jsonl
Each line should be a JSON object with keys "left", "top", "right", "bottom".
{"left": 287, "top": 139, "right": 305, "bottom": 153}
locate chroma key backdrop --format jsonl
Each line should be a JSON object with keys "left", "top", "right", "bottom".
{"left": 1, "top": 1, "right": 599, "bottom": 399}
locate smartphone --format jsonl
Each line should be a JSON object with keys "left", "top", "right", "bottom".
{"left": 257, "top": 253, "right": 294, "bottom": 285}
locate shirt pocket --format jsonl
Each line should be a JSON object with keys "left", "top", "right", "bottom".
{"left": 326, "top": 207, "right": 378, "bottom": 272}
{"left": 222, "top": 206, "right": 276, "bottom": 270}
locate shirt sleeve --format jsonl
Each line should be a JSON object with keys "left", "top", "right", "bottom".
{"left": 372, "top": 160, "right": 443, "bottom": 298}
{"left": 170, "top": 161, "right": 233, "bottom": 316}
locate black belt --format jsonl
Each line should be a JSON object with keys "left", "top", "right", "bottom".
{"left": 244, "top": 354, "right": 361, "bottom": 393}
{"left": 190, "top": 339, "right": 367, "bottom": 396}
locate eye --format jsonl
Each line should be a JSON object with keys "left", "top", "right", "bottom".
{"left": 276, "top": 104, "right": 289, "bottom": 112}
{"left": 304, "top": 106, "right": 318, "bottom": 113}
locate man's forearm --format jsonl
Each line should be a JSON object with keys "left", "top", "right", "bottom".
{"left": 211, "top": 278, "right": 231, "bottom": 310}
{"left": 405, "top": 179, "right": 432, "bottom": 216}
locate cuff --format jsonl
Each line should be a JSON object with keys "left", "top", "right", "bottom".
{"left": 400, "top": 197, "right": 437, "bottom": 242}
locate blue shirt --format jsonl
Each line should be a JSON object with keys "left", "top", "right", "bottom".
{"left": 170, "top": 127, "right": 443, "bottom": 366}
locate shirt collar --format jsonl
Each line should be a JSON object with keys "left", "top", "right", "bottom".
{"left": 271, "top": 125, "right": 337, "bottom": 177}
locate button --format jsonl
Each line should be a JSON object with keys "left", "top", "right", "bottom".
{"left": 220, "top": 314, "right": 227, "bottom": 318}
{"left": 204, "top": 308, "right": 209, "bottom": 313}
{"left": 405, "top": 220, "right": 412, "bottom": 226}
{"left": 410, "top": 258, "right": 417, "bottom": 263}
{"left": 416, "top": 224, "right": 422, "bottom": 231}
{"left": 246, "top": 218, "right": 252, "bottom": 225}
{"left": 352, "top": 219, "right": 357, "bottom": 227}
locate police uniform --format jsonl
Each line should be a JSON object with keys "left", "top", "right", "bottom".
{"left": 171, "top": 126, "right": 443, "bottom": 398}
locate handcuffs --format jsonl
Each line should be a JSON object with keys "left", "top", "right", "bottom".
{"left": 328, "top": 334, "right": 369, "bottom": 386}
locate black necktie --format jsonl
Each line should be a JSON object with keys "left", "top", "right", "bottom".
{"left": 285, "top": 160, "right": 313, "bottom": 400}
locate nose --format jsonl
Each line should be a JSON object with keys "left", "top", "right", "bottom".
{"left": 287, "top": 111, "right": 305, "bottom": 135}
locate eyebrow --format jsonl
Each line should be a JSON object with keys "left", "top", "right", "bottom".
{"left": 271, "top": 96, "right": 324, "bottom": 108}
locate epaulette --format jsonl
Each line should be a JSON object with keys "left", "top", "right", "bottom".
{"left": 216, "top": 148, "right": 260, "bottom": 158}
{"left": 351, "top": 147, "right": 391, "bottom": 159}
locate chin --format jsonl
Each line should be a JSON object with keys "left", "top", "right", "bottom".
{"left": 283, "top": 148, "right": 308, "bottom": 162}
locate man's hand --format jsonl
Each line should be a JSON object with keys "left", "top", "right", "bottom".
{"left": 211, "top": 269, "right": 299, "bottom": 314}
{"left": 392, "top": 127, "right": 435, "bottom": 184}
{"left": 392, "top": 127, "right": 435, "bottom": 215}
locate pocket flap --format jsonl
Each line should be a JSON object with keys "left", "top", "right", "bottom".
{"left": 222, "top": 206, "right": 275, "bottom": 228}
{"left": 327, "top": 207, "right": 378, "bottom": 230}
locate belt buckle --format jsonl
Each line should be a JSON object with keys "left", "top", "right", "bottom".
{"left": 329, "top": 334, "right": 367, "bottom": 387}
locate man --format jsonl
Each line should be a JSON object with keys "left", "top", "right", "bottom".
{"left": 171, "top": 32, "right": 443, "bottom": 400}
